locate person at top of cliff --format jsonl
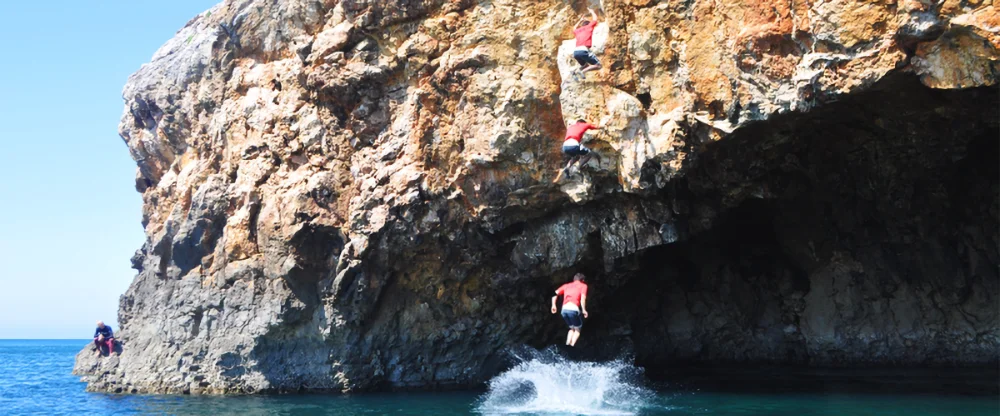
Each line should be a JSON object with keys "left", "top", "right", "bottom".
{"left": 572, "top": 8, "right": 603, "bottom": 76}
{"left": 93, "top": 321, "right": 115, "bottom": 357}
{"left": 551, "top": 273, "right": 590, "bottom": 347}
{"left": 553, "top": 119, "right": 602, "bottom": 183}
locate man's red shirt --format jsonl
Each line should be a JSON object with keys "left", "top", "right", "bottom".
{"left": 556, "top": 281, "right": 589, "bottom": 307}
{"left": 565, "top": 122, "right": 597, "bottom": 142}
{"left": 574, "top": 21, "right": 598, "bottom": 48}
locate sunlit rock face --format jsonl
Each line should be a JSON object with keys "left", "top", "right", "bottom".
{"left": 73, "top": 0, "right": 997, "bottom": 394}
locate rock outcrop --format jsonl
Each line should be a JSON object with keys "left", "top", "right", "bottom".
{"left": 74, "top": 0, "right": 998, "bottom": 394}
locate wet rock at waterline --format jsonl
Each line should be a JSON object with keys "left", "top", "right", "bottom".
{"left": 74, "top": 0, "right": 998, "bottom": 394}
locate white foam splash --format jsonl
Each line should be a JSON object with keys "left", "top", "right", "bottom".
{"left": 476, "top": 347, "right": 655, "bottom": 415}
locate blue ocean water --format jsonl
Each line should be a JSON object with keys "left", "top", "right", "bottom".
{"left": 0, "top": 339, "right": 996, "bottom": 415}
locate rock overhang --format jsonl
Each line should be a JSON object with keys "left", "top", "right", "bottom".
{"left": 75, "top": 0, "right": 998, "bottom": 394}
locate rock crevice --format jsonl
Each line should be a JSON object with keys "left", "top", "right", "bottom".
{"left": 74, "top": 0, "right": 998, "bottom": 394}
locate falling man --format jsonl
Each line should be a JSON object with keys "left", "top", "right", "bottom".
{"left": 551, "top": 273, "right": 590, "bottom": 347}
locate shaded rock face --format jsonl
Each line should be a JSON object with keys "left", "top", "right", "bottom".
{"left": 74, "top": 0, "right": 997, "bottom": 394}
{"left": 608, "top": 78, "right": 999, "bottom": 370}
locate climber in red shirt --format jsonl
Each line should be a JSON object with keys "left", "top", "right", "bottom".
{"left": 553, "top": 119, "right": 602, "bottom": 183}
{"left": 551, "top": 273, "right": 590, "bottom": 347}
{"left": 571, "top": 8, "right": 602, "bottom": 76}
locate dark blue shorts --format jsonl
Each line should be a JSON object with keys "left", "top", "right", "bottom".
{"left": 573, "top": 50, "right": 600, "bottom": 67}
{"left": 561, "top": 309, "right": 583, "bottom": 329}
{"left": 562, "top": 143, "right": 591, "bottom": 157}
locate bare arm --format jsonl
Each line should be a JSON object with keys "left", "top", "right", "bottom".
{"left": 581, "top": 294, "right": 588, "bottom": 318}
{"left": 551, "top": 294, "right": 559, "bottom": 313}
{"left": 589, "top": 8, "right": 599, "bottom": 23}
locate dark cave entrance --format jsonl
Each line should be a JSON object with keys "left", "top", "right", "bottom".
{"left": 576, "top": 75, "right": 999, "bottom": 375}
{"left": 608, "top": 196, "right": 814, "bottom": 373}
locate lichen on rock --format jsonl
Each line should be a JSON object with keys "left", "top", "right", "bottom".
{"left": 74, "top": 0, "right": 998, "bottom": 394}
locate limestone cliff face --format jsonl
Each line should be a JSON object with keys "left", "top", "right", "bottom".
{"left": 74, "top": 0, "right": 998, "bottom": 394}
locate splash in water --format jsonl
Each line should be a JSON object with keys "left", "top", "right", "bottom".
{"left": 476, "top": 347, "right": 655, "bottom": 415}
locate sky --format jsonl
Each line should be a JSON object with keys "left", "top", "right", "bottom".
{"left": 0, "top": 1, "right": 219, "bottom": 338}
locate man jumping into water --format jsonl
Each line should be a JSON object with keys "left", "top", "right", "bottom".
{"left": 572, "top": 8, "right": 602, "bottom": 76}
{"left": 551, "top": 273, "right": 590, "bottom": 347}
{"left": 554, "top": 119, "right": 602, "bottom": 183}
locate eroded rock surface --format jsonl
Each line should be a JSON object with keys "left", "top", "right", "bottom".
{"left": 74, "top": 0, "right": 998, "bottom": 394}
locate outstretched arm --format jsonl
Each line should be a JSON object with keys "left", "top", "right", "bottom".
{"left": 589, "top": 8, "right": 599, "bottom": 23}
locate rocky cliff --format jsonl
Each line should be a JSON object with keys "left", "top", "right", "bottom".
{"left": 74, "top": 0, "right": 998, "bottom": 394}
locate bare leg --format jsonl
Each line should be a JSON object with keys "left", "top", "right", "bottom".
{"left": 581, "top": 63, "right": 602, "bottom": 74}
{"left": 569, "top": 329, "right": 582, "bottom": 346}
{"left": 566, "top": 330, "right": 573, "bottom": 346}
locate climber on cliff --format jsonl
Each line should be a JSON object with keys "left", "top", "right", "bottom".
{"left": 551, "top": 273, "right": 590, "bottom": 347}
{"left": 93, "top": 321, "right": 115, "bottom": 357}
{"left": 571, "top": 8, "right": 603, "bottom": 76}
{"left": 553, "top": 119, "right": 602, "bottom": 183}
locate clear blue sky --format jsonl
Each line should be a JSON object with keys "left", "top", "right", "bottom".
{"left": 0, "top": 1, "right": 218, "bottom": 338}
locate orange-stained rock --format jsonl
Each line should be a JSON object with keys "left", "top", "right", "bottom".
{"left": 914, "top": 30, "right": 999, "bottom": 88}
{"left": 75, "top": 0, "right": 998, "bottom": 395}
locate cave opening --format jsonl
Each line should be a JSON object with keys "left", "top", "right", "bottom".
{"left": 611, "top": 196, "right": 813, "bottom": 374}
{"left": 571, "top": 75, "right": 998, "bottom": 377}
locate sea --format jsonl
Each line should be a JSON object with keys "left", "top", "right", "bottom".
{"left": 1, "top": 339, "right": 996, "bottom": 415}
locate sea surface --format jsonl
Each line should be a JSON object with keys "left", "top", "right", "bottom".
{"left": 1, "top": 339, "right": 996, "bottom": 415}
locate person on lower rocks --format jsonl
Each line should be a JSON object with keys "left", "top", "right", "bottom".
{"left": 572, "top": 8, "right": 603, "bottom": 76}
{"left": 551, "top": 273, "right": 590, "bottom": 347}
{"left": 553, "top": 119, "right": 602, "bottom": 183}
{"left": 93, "top": 321, "right": 115, "bottom": 357}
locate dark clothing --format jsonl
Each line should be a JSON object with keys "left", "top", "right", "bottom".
{"left": 573, "top": 50, "right": 600, "bottom": 67}
{"left": 562, "top": 143, "right": 591, "bottom": 157}
{"left": 94, "top": 326, "right": 113, "bottom": 339}
{"left": 561, "top": 309, "right": 583, "bottom": 329}
{"left": 94, "top": 336, "right": 114, "bottom": 353}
